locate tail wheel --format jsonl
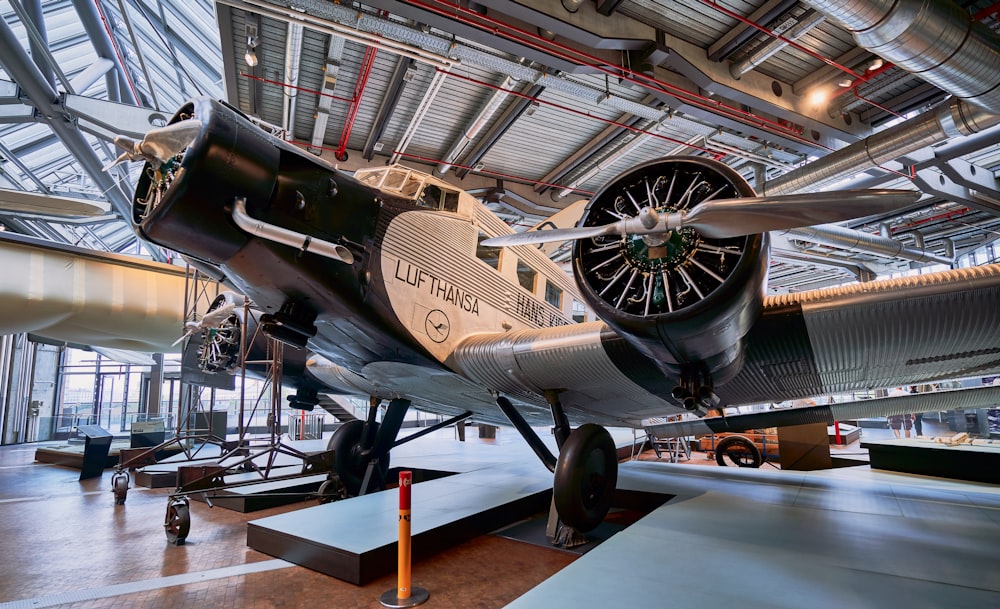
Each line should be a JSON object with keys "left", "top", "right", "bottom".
{"left": 554, "top": 424, "right": 618, "bottom": 532}
{"left": 715, "top": 435, "right": 762, "bottom": 468}
{"left": 317, "top": 477, "right": 347, "bottom": 504}
{"left": 328, "top": 420, "right": 389, "bottom": 496}
{"left": 112, "top": 471, "right": 129, "bottom": 505}
{"left": 164, "top": 497, "right": 191, "bottom": 545}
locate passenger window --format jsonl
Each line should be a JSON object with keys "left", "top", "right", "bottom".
{"left": 517, "top": 261, "right": 536, "bottom": 293}
{"left": 572, "top": 299, "right": 587, "bottom": 323}
{"left": 545, "top": 281, "right": 562, "bottom": 309}
{"left": 476, "top": 232, "right": 500, "bottom": 269}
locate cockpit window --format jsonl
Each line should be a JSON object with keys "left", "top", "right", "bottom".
{"left": 353, "top": 166, "right": 463, "bottom": 213}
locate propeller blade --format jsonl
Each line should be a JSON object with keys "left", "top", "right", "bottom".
{"left": 481, "top": 189, "right": 920, "bottom": 246}
{"left": 480, "top": 223, "right": 620, "bottom": 247}
{"left": 105, "top": 119, "right": 202, "bottom": 170}
{"left": 680, "top": 189, "right": 921, "bottom": 239}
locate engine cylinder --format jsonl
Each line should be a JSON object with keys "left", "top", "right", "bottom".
{"left": 572, "top": 157, "right": 767, "bottom": 385}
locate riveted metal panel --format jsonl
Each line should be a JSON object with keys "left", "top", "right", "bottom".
{"left": 720, "top": 264, "right": 1000, "bottom": 406}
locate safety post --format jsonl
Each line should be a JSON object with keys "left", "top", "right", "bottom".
{"left": 380, "top": 471, "right": 428, "bottom": 607}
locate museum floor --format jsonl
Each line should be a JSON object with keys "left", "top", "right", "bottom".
{"left": 1, "top": 420, "right": 998, "bottom": 609}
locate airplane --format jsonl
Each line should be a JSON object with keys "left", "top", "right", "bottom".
{"left": 114, "top": 96, "right": 1000, "bottom": 540}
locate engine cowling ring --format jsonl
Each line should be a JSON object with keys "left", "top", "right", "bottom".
{"left": 572, "top": 157, "right": 767, "bottom": 384}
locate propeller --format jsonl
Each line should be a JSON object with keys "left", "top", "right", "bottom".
{"left": 481, "top": 189, "right": 920, "bottom": 247}
{"left": 102, "top": 119, "right": 202, "bottom": 171}
{"left": 171, "top": 302, "right": 237, "bottom": 347}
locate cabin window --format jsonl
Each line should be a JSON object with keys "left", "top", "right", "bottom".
{"left": 572, "top": 299, "right": 587, "bottom": 323}
{"left": 545, "top": 281, "right": 562, "bottom": 309}
{"left": 476, "top": 232, "right": 500, "bottom": 269}
{"left": 517, "top": 261, "right": 537, "bottom": 293}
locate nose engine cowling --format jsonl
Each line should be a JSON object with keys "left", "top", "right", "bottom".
{"left": 572, "top": 157, "right": 768, "bottom": 396}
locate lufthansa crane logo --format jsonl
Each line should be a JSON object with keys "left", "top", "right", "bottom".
{"left": 424, "top": 309, "right": 450, "bottom": 343}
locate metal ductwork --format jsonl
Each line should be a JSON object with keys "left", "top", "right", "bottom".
{"left": 730, "top": 10, "right": 826, "bottom": 78}
{"left": 646, "top": 384, "right": 1000, "bottom": 439}
{"left": 781, "top": 223, "right": 953, "bottom": 265}
{"left": 804, "top": 0, "right": 1000, "bottom": 115}
{"left": 763, "top": 97, "right": 1000, "bottom": 196}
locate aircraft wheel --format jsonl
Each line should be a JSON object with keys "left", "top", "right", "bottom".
{"left": 329, "top": 420, "right": 389, "bottom": 496}
{"left": 715, "top": 435, "right": 762, "bottom": 467}
{"left": 317, "top": 477, "right": 346, "bottom": 504}
{"left": 164, "top": 497, "right": 191, "bottom": 545}
{"left": 112, "top": 471, "right": 129, "bottom": 505}
{"left": 553, "top": 423, "right": 618, "bottom": 532}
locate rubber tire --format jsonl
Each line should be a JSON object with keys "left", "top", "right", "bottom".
{"left": 553, "top": 424, "right": 618, "bottom": 532}
{"left": 317, "top": 478, "right": 346, "bottom": 504}
{"left": 715, "top": 435, "right": 762, "bottom": 468}
{"left": 165, "top": 500, "right": 191, "bottom": 545}
{"left": 112, "top": 473, "right": 129, "bottom": 505}
{"left": 329, "top": 420, "right": 389, "bottom": 496}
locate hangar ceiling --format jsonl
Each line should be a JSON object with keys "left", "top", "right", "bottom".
{"left": 0, "top": 0, "right": 999, "bottom": 292}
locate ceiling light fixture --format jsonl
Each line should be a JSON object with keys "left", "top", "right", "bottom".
{"left": 245, "top": 35, "right": 258, "bottom": 67}
{"left": 838, "top": 78, "right": 854, "bottom": 88}
{"left": 867, "top": 58, "right": 883, "bottom": 72}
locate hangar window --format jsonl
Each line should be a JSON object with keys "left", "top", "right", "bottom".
{"left": 476, "top": 232, "right": 500, "bottom": 269}
{"left": 517, "top": 261, "right": 537, "bottom": 293}
{"left": 545, "top": 281, "right": 562, "bottom": 309}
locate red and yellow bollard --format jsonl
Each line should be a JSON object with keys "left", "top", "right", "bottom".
{"left": 380, "top": 471, "right": 428, "bottom": 607}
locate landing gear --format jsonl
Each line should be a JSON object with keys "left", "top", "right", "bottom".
{"left": 111, "top": 469, "right": 129, "bottom": 505}
{"left": 495, "top": 395, "right": 619, "bottom": 542}
{"left": 164, "top": 496, "right": 191, "bottom": 545}
{"left": 553, "top": 424, "right": 618, "bottom": 533}
{"left": 328, "top": 397, "right": 410, "bottom": 497}
{"left": 715, "top": 435, "right": 762, "bottom": 467}
{"left": 328, "top": 420, "right": 389, "bottom": 495}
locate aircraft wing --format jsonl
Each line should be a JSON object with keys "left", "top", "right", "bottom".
{"left": 0, "top": 232, "right": 188, "bottom": 352}
{"left": 444, "top": 263, "right": 1000, "bottom": 425}
{"left": 721, "top": 263, "right": 1000, "bottom": 405}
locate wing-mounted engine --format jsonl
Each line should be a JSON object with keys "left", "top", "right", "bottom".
{"left": 572, "top": 158, "right": 768, "bottom": 406}
{"left": 191, "top": 292, "right": 245, "bottom": 375}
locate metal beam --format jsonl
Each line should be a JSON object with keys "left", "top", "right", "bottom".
{"left": 455, "top": 82, "right": 545, "bottom": 179}
{"left": 362, "top": 56, "right": 415, "bottom": 160}
{"left": 63, "top": 94, "right": 172, "bottom": 141}
{"left": 70, "top": 0, "right": 137, "bottom": 104}
{"left": 0, "top": 19, "right": 164, "bottom": 260}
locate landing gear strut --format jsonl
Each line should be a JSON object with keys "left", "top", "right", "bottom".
{"left": 328, "top": 397, "right": 410, "bottom": 496}
{"left": 496, "top": 395, "right": 618, "bottom": 544}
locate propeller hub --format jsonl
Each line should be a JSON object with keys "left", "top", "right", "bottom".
{"left": 626, "top": 228, "right": 697, "bottom": 271}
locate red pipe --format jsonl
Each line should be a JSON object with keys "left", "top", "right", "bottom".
{"left": 336, "top": 46, "right": 378, "bottom": 160}
{"left": 240, "top": 73, "right": 354, "bottom": 104}
{"left": 403, "top": 0, "right": 830, "bottom": 150}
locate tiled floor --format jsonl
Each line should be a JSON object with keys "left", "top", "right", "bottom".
{"left": 0, "top": 440, "right": 573, "bottom": 609}
{"left": 2, "top": 416, "right": 993, "bottom": 609}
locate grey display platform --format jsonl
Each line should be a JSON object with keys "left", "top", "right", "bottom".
{"left": 862, "top": 437, "right": 1000, "bottom": 484}
{"left": 246, "top": 428, "right": 647, "bottom": 585}
{"left": 508, "top": 461, "right": 1000, "bottom": 609}
{"left": 248, "top": 460, "right": 554, "bottom": 584}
